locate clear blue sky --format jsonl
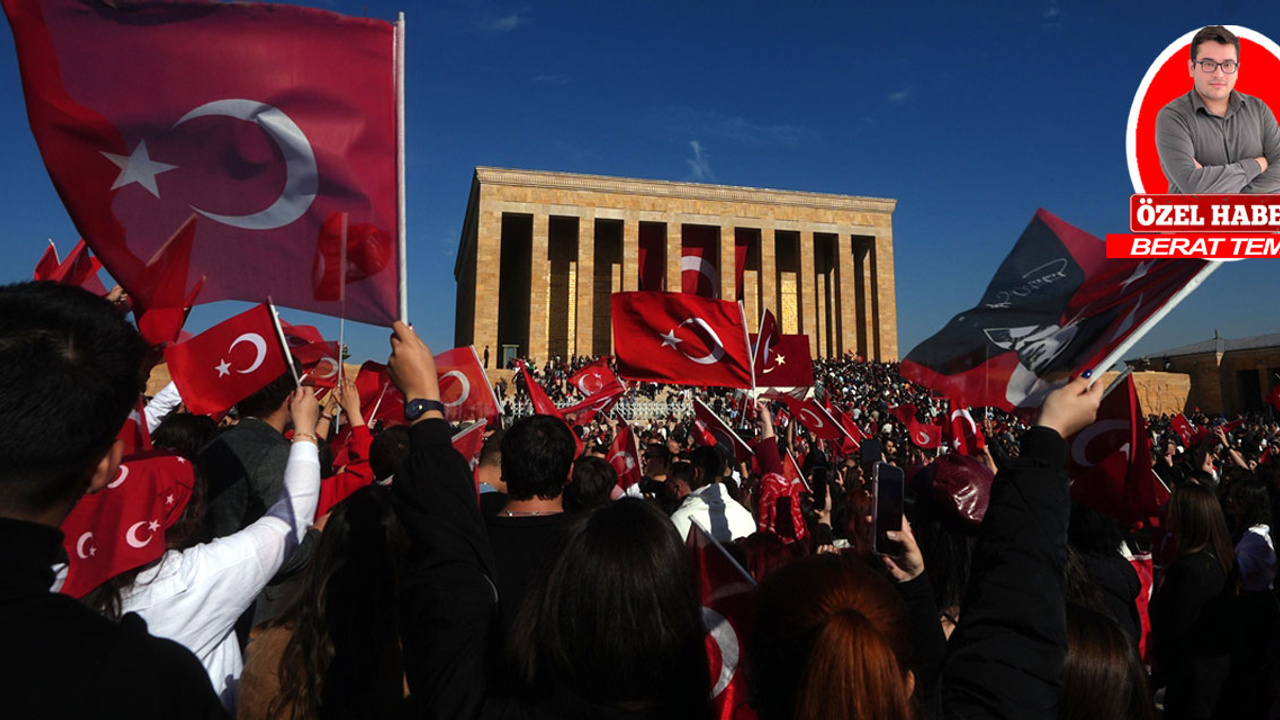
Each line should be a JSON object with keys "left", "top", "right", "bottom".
{"left": 0, "top": 0, "right": 1275, "bottom": 366}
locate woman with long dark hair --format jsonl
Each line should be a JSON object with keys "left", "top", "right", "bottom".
{"left": 238, "top": 484, "right": 409, "bottom": 720}
{"left": 1149, "top": 483, "right": 1234, "bottom": 720}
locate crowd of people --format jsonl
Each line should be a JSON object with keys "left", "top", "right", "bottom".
{"left": 3, "top": 280, "right": 1278, "bottom": 719}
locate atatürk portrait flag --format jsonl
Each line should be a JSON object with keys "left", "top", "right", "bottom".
{"left": 900, "top": 209, "right": 1207, "bottom": 410}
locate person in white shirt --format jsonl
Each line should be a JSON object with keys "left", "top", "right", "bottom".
{"left": 669, "top": 444, "right": 755, "bottom": 544}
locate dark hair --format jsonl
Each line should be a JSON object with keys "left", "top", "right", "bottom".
{"left": 505, "top": 498, "right": 709, "bottom": 715}
{"left": 688, "top": 445, "right": 725, "bottom": 491}
{"left": 1060, "top": 604, "right": 1155, "bottom": 720}
{"left": 1190, "top": 25, "right": 1240, "bottom": 61}
{"left": 1068, "top": 502, "right": 1125, "bottom": 557}
{"left": 1226, "top": 477, "right": 1271, "bottom": 533}
{"left": 268, "top": 485, "right": 410, "bottom": 720}
{"left": 501, "top": 415, "right": 575, "bottom": 501}
{"left": 753, "top": 554, "right": 914, "bottom": 720}
{"left": 235, "top": 367, "right": 298, "bottom": 420}
{"left": 564, "top": 456, "right": 616, "bottom": 514}
{"left": 151, "top": 412, "right": 218, "bottom": 459}
{"left": 479, "top": 428, "right": 504, "bottom": 468}
{"left": 0, "top": 282, "right": 146, "bottom": 516}
{"left": 368, "top": 425, "right": 410, "bottom": 482}
{"left": 1168, "top": 484, "right": 1234, "bottom": 575}
{"left": 644, "top": 442, "right": 670, "bottom": 474}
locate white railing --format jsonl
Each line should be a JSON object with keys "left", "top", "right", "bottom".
{"left": 503, "top": 396, "right": 693, "bottom": 422}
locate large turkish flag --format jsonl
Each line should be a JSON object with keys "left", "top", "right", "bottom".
{"left": 612, "top": 291, "right": 754, "bottom": 389}
{"left": 4, "top": 0, "right": 400, "bottom": 325}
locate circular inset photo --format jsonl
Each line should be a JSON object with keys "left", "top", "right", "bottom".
{"left": 1126, "top": 25, "right": 1280, "bottom": 194}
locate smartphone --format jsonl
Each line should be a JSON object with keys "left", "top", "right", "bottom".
{"left": 872, "top": 462, "right": 905, "bottom": 557}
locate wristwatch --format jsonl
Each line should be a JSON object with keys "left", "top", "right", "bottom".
{"left": 404, "top": 398, "right": 446, "bottom": 422}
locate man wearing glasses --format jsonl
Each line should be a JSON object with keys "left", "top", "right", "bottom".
{"left": 1155, "top": 25, "right": 1280, "bottom": 193}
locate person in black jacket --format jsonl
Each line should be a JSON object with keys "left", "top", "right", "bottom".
{"left": 0, "top": 281, "right": 226, "bottom": 720}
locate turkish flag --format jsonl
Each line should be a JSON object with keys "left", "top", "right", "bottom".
{"left": 436, "top": 346, "right": 501, "bottom": 424}
{"left": 116, "top": 395, "right": 153, "bottom": 456}
{"left": 560, "top": 387, "right": 624, "bottom": 426}
{"left": 33, "top": 240, "right": 58, "bottom": 280}
{"left": 134, "top": 217, "right": 203, "bottom": 347}
{"left": 452, "top": 420, "right": 488, "bottom": 478}
{"left": 1065, "top": 374, "right": 1168, "bottom": 526}
{"left": 686, "top": 521, "right": 758, "bottom": 720}
{"left": 901, "top": 209, "right": 1208, "bottom": 410}
{"left": 682, "top": 225, "right": 720, "bottom": 298}
{"left": 60, "top": 450, "right": 195, "bottom": 598}
{"left": 606, "top": 420, "right": 643, "bottom": 490}
{"left": 280, "top": 322, "right": 341, "bottom": 388}
{"left": 355, "top": 361, "right": 404, "bottom": 427}
{"left": 568, "top": 358, "right": 623, "bottom": 399}
{"left": 693, "top": 399, "right": 754, "bottom": 465}
{"left": 754, "top": 309, "right": 781, "bottom": 366}
{"left": 779, "top": 396, "right": 843, "bottom": 442}
{"left": 612, "top": 291, "right": 754, "bottom": 390}
{"left": 734, "top": 229, "right": 750, "bottom": 300}
{"left": 1170, "top": 414, "right": 1195, "bottom": 447}
{"left": 829, "top": 405, "right": 867, "bottom": 453}
{"left": 637, "top": 223, "right": 666, "bottom": 292}
{"left": 1131, "top": 553, "right": 1155, "bottom": 662}
{"left": 518, "top": 362, "right": 562, "bottom": 418}
{"left": 164, "top": 303, "right": 289, "bottom": 416}
{"left": 1267, "top": 383, "right": 1280, "bottom": 412}
{"left": 947, "top": 402, "right": 986, "bottom": 456}
{"left": 4, "top": 0, "right": 400, "bottom": 326}
{"left": 909, "top": 418, "right": 944, "bottom": 450}
{"left": 751, "top": 332, "right": 814, "bottom": 392}
{"left": 782, "top": 450, "right": 810, "bottom": 492}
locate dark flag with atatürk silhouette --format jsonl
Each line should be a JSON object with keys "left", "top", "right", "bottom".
{"left": 901, "top": 208, "right": 1207, "bottom": 410}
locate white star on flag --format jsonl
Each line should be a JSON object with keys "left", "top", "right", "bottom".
{"left": 166, "top": 493, "right": 175, "bottom": 506}
{"left": 147, "top": 520, "right": 161, "bottom": 532}
{"left": 660, "top": 329, "right": 683, "bottom": 349}
{"left": 100, "top": 140, "right": 177, "bottom": 198}
{"left": 215, "top": 359, "right": 232, "bottom": 377}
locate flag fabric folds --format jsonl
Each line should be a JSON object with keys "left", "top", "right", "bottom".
{"left": 612, "top": 291, "right": 754, "bottom": 389}
{"left": 164, "top": 303, "right": 289, "bottom": 416}
{"left": 778, "top": 396, "right": 844, "bottom": 442}
{"left": 687, "top": 521, "right": 757, "bottom": 720}
{"left": 3, "top": 0, "right": 401, "bottom": 325}
{"left": 693, "top": 399, "right": 754, "bottom": 465}
{"left": 606, "top": 419, "right": 643, "bottom": 490}
{"left": 751, "top": 332, "right": 814, "bottom": 394}
{"left": 901, "top": 209, "right": 1208, "bottom": 410}
{"left": 355, "top": 361, "right": 404, "bottom": 427}
{"left": 436, "top": 347, "right": 501, "bottom": 424}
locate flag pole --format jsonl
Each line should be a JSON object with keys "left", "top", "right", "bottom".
{"left": 394, "top": 13, "right": 408, "bottom": 323}
{"left": 335, "top": 213, "right": 349, "bottom": 434}
{"left": 266, "top": 297, "right": 301, "bottom": 388}
{"left": 740, "top": 299, "right": 756, "bottom": 396}
{"left": 1086, "top": 261, "right": 1222, "bottom": 387}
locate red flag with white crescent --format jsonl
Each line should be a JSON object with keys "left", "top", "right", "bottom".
{"left": 4, "top": 0, "right": 401, "bottom": 325}
{"left": 354, "top": 360, "right": 404, "bottom": 427}
{"left": 1170, "top": 414, "right": 1195, "bottom": 448}
{"left": 947, "top": 401, "right": 986, "bottom": 456}
{"left": 163, "top": 303, "right": 289, "bottom": 416}
{"left": 606, "top": 419, "right": 643, "bottom": 490}
{"left": 778, "top": 396, "right": 843, "bottom": 442}
{"left": 687, "top": 521, "right": 757, "bottom": 720}
{"left": 909, "top": 418, "right": 944, "bottom": 450}
{"left": 750, "top": 332, "right": 815, "bottom": 392}
{"left": 436, "top": 346, "right": 501, "bottom": 424}
{"left": 612, "top": 291, "right": 754, "bottom": 390}
{"left": 452, "top": 420, "right": 488, "bottom": 474}
{"left": 681, "top": 225, "right": 720, "bottom": 298}
{"left": 693, "top": 399, "right": 754, "bottom": 465}
{"left": 59, "top": 450, "right": 195, "bottom": 598}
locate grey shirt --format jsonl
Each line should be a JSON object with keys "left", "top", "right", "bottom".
{"left": 1155, "top": 90, "right": 1280, "bottom": 194}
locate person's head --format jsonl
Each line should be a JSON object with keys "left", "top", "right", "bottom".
{"left": 1060, "top": 604, "right": 1156, "bottom": 720}
{"left": 501, "top": 415, "right": 576, "bottom": 500}
{"left": 368, "top": 425, "right": 411, "bottom": 482}
{"left": 151, "top": 412, "right": 219, "bottom": 459}
{"left": 1188, "top": 25, "right": 1240, "bottom": 106}
{"left": 234, "top": 369, "right": 296, "bottom": 421}
{"left": 272, "top": 485, "right": 410, "bottom": 720}
{"left": 1168, "top": 483, "right": 1234, "bottom": 575}
{"left": 643, "top": 442, "right": 670, "bottom": 477}
{"left": 752, "top": 554, "right": 914, "bottom": 720}
{"left": 1224, "top": 476, "right": 1271, "bottom": 530}
{"left": 564, "top": 455, "right": 616, "bottom": 514}
{"left": 0, "top": 282, "right": 146, "bottom": 523}
{"left": 506, "top": 498, "right": 709, "bottom": 715}
{"left": 476, "top": 428, "right": 505, "bottom": 490}
{"left": 667, "top": 460, "right": 696, "bottom": 503}
{"left": 688, "top": 445, "right": 725, "bottom": 491}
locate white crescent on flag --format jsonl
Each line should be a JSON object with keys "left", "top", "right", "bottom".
{"left": 107, "top": 464, "right": 129, "bottom": 489}
{"left": 661, "top": 318, "right": 727, "bottom": 365}
{"left": 1071, "top": 420, "right": 1131, "bottom": 467}
{"left": 124, "top": 520, "right": 159, "bottom": 549}
{"left": 701, "top": 606, "right": 740, "bottom": 698}
{"left": 439, "top": 370, "right": 472, "bottom": 408}
{"left": 227, "top": 333, "right": 268, "bottom": 374}
{"left": 173, "top": 99, "right": 318, "bottom": 231}
{"left": 681, "top": 255, "right": 720, "bottom": 298}
{"left": 75, "top": 531, "right": 96, "bottom": 559}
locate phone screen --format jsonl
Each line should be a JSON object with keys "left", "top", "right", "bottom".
{"left": 872, "top": 462, "right": 904, "bottom": 556}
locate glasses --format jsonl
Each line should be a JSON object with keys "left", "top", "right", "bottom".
{"left": 1193, "top": 59, "right": 1238, "bottom": 74}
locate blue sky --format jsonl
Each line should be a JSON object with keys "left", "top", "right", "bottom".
{"left": 0, "top": 0, "right": 1276, "bottom": 366}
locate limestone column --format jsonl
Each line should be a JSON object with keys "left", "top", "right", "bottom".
{"left": 799, "top": 229, "right": 817, "bottom": 357}
{"left": 622, "top": 217, "right": 639, "bottom": 292}
{"left": 528, "top": 213, "right": 550, "bottom": 363}
{"left": 760, "top": 226, "right": 776, "bottom": 316}
{"left": 719, "top": 225, "right": 737, "bottom": 302}
{"left": 836, "top": 233, "right": 858, "bottom": 359}
{"left": 575, "top": 216, "right": 595, "bottom": 357}
{"left": 857, "top": 239, "right": 874, "bottom": 359}
{"left": 873, "top": 230, "right": 898, "bottom": 361}
{"left": 665, "top": 221, "right": 682, "bottom": 293}
{"left": 475, "top": 209, "right": 503, "bottom": 363}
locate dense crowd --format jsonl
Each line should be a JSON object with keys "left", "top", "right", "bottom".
{"left": 3, "top": 281, "right": 1278, "bottom": 719}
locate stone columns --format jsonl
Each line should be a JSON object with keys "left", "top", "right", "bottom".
{"left": 760, "top": 226, "right": 776, "bottom": 317}
{"left": 665, "top": 221, "right": 682, "bottom": 293}
{"left": 529, "top": 213, "right": 550, "bottom": 362}
{"left": 622, "top": 217, "right": 639, "bottom": 292}
{"left": 719, "top": 225, "right": 737, "bottom": 302}
{"left": 575, "top": 216, "right": 595, "bottom": 357}
{"left": 475, "top": 208, "right": 502, "bottom": 362}
{"left": 837, "top": 232, "right": 857, "bottom": 359}
{"left": 799, "top": 229, "right": 817, "bottom": 357}
{"left": 874, "top": 230, "right": 898, "bottom": 361}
